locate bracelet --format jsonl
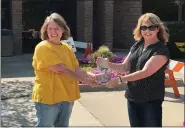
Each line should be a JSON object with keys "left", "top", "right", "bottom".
{"left": 118, "top": 76, "right": 122, "bottom": 84}
{"left": 119, "top": 76, "right": 123, "bottom": 83}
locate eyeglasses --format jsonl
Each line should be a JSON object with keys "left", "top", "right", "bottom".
{"left": 140, "top": 25, "right": 158, "bottom": 31}
{"left": 47, "top": 27, "right": 61, "bottom": 32}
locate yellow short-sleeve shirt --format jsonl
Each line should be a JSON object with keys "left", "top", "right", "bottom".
{"left": 32, "top": 40, "right": 80, "bottom": 104}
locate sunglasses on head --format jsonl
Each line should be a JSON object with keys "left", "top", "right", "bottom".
{"left": 140, "top": 25, "right": 158, "bottom": 31}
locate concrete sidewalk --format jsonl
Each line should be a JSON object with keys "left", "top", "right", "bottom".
{"left": 1, "top": 52, "right": 184, "bottom": 127}
{"left": 1, "top": 80, "right": 184, "bottom": 127}
{"left": 77, "top": 86, "right": 184, "bottom": 126}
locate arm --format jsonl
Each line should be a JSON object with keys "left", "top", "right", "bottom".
{"left": 120, "top": 55, "right": 168, "bottom": 82}
{"left": 106, "top": 55, "right": 168, "bottom": 88}
{"left": 108, "top": 52, "right": 131, "bottom": 73}
{"left": 48, "top": 64, "right": 96, "bottom": 85}
{"left": 35, "top": 45, "right": 98, "bottom": 87}
{"left": 75, "top": 66, "right": 95, "bottom": 79}
{"left": 96, "top": 52, "right": 131, "bottom": 73}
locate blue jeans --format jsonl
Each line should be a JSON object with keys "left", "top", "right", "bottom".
{"left": 127, "top": 99, "right": 163, "bottom": 127}
{"left": 35, "top": 101, "right": 74, "bottom": 127}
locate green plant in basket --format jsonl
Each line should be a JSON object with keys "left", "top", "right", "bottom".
{"left": 97, "top": 45, "right": 110, "bottom": 53}
{"left": 97, "top": 45, "right": 114, "bottom": 59}
{"left": 88, "top": 45, "right": 114, "bottom": 66}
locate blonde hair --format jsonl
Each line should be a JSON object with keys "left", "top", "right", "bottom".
{"left": 40, "top": 13, "right": 70, "bottom": 40}
{"left": 133, "top": 13, "right": 169, "bottom": 43}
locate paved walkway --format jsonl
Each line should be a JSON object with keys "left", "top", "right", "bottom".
{"left": 1, "top": 52, "right": 184, "bottom": 127}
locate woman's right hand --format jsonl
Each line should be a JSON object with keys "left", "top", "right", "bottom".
{"left": 96, "top": 57, "right": 109, "bottom": 68}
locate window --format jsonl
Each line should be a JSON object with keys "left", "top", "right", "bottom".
{"left": 1, "top": 0, "right": 11, "bottom": 29}
{"left": 183, "top": 3, "right": 185, "bottom": 20}
{"left": 143, "top": 0, "right": 185, "bottom": 21}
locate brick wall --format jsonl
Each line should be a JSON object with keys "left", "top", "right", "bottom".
{"left": 93, "top": 0, "right": 141, "bottom": 50}
{"left": 93, "top": 0, "right": 114, "bottom": 50}
{"left": 10, "top": 0, "right": 141, "bottom": 54}
{"left": 77, "top": 0, "right": 85, "bottom": 41}
{"left": 113, "top": 0, "right": 142, "bottom": 49}
{"left": 12, "top": 0, "right": 22, "bottom": 54}
{"left": 77, "top": 0, "right": 93, "bottom": 44}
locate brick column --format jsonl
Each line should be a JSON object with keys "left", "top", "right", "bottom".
{"left": 94, "top": 0, "right": 114, "bottom": 50}
{"left": 12, "top": 0, "right": 22, "bottom": 54}
{"left": 114, "top": 0, "right": 142, "bottom": 49}
{"left": 103, "top": 0, "right": 114, "bottom": 49}
{"left": 77, "top": 0, "right": 93, "bottom": 43}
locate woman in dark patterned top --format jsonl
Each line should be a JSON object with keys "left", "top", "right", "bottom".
{"left": 96, "top": 13, "right": 170, "bottom": 127}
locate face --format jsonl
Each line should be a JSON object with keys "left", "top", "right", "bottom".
{"left": 140, "top": 22, "right": 159, "bottom": 40}
{"left": 47, "top": 21, "right": 63, "bottom": 42}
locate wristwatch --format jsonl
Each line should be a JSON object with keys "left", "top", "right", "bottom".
{"left": 117, "top": 76, "right": 122, "bottom": 84}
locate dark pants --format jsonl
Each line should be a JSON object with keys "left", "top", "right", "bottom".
{"left": 127, "top": 99, "right": 163, "bottom": 127}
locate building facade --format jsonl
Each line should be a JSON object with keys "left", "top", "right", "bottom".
{"left": 2, "top": 0, "right": 142, "bottom": 55}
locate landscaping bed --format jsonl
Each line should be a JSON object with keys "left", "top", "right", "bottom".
{"left": 79, "top": 46, "right": 126, "bottom": 82}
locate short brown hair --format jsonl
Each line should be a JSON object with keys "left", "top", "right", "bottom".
{"left": 40, "top": 13, "right": 70, "bottom": 40}
{"left": 133, "top": 13, "right": 169, "bottom": 43}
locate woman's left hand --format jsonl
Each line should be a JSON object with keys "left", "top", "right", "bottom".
{"left": 106, "top": 78, "right": 119, "bottom": 88}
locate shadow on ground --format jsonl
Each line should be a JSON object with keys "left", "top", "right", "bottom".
{"left": 164, "top": 91, "right": 184, "bottom": 104}
{"left": 1, "top": 54, "right": 34, "bottom": 78}
{"left": 164, "top": 79, "right": 184, "bottom": 103}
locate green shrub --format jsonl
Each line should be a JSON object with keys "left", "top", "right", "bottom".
{"left": 88, "top": 45, "right": 115, "bottom": 65}
{"left": 167, "top": 22, "right": 185, "bottom": 42}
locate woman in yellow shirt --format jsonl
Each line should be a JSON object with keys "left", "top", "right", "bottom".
{"left": 32, "top": 13, "right": 99, "bottom": 127}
